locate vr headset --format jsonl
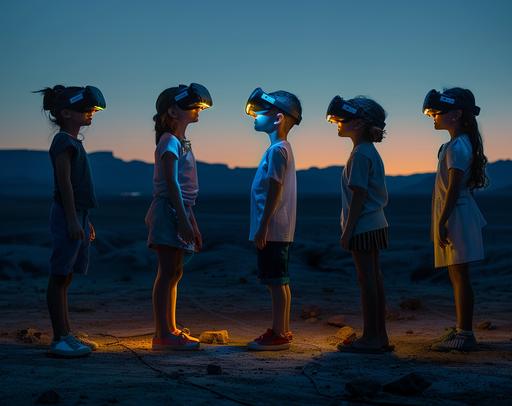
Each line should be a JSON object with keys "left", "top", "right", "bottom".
{"left": 62, "top": 86, "right": 106, "bottom": 112}
{"left": 174, "top": 83, "right": 213, "bottom": 110}
{"left": 423, "top": 89, "right": 480, "bottom": 116}
{"left": 245, "top": 88, "right": 302, "bottom": 125}
{"left": 326, "top": 96, "right": 386, "bottom": 129}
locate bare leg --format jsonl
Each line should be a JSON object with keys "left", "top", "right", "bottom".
{"left": 352, "top": 250, "right": 381, "bottom": 349}
{"left": 284, "top": 284, "right": 292, "bottom": 334}
{"left": 269, "top": 285, "right": 287, "bottom": 336}
{"left": 448, "top": 263, "right": 473, "bottom": 331}
{"left": 63, "top": 274, "right": 73, "bottom": 333}
{"left": 167, "top": 262, "right": 183, "bottom": 332}
{"left": 47, "top": 275, "right": 70, "bottom": 341}
{"left": 153, "top": 246, "right": 183, "bottom": 339}
{"left": 373, "top": 250, "right": 389, "bottom": 346}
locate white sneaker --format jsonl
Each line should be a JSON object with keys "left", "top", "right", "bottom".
{"left": 49, "top": 335, "right": 92, "bottom": 358}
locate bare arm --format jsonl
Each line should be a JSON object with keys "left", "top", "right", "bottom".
{"left": 162, "top": 152, "right": 194, "bottom": 244}
{"left": 340, "top": 186, "right": 367, "bottom": 250}
{"left": 187, "top": 206, "right": 202, "bottom": 251}
{"left": 54, "top": 148, "right": 84, "bottom": 240}
{"left": 254, "top": 179, "right": 283, "bottom": 249}
{"left": 437, "top": 168, "right": 464, "bottom": 248}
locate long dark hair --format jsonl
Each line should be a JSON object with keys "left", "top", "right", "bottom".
{"left": 444, "top": 87, "right": 488, "bottom": 190}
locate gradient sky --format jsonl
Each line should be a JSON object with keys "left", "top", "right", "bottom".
{"left": 1, "top": 0, "right": 511, "bottom": 174}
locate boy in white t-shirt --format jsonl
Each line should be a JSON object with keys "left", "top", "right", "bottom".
{"left": 244, "top": 88, "right": 302, "bottom": 351}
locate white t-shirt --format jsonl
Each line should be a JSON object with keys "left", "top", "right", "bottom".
{"left": 341, "top": 142, "right": 388, "bottom": 235}
{"left": 152, "top": 132, "right": 199, "bottom": 206}
{"left": 249, "top": 140, "right": 296, "bottom": 242}
{"left": 432, "top": 134, "right": 486, "bottom": 267}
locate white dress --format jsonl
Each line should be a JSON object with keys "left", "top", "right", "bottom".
{"left": 432, "top": 134, "right": 486, "bottom": 268}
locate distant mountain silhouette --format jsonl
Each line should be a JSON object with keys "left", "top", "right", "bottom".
{"left": 0, "top": 149, "right": 510, "bottom": 197}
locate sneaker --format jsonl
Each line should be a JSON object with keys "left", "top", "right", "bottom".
{"left": 49, "top": 335, "right": 92, "bottom": 358}
{"left": 73, "top": 332, "right": 99, "bottom": 351}
{"left": 247, "top": 329, "right": 291, "bottom": 351}
{"left": 152, "top": 332, "right": 200, "bottom": 351}
{"left": 432, "top": 327, "right": 457, "bottom": 344}
{"left": 431, "top": 331, "right": 478, "bottom": 352}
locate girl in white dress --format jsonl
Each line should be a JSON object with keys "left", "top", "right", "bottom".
{"left": 423, "top": 87, "right": 488, "bottom": 351}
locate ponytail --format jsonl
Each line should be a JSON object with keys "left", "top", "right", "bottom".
{"left": 33, "top": 85, "right": 66, "bottom": 126}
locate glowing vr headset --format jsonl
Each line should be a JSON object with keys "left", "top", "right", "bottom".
{"left": 245, "top": 88, "right": 302, "bottom": 125}
{"left": 174, "top": 83, "right": 213, "bottom": 110}
{"left": 62, "top": 86, "right": 106, "bottom": 112}
{"left": 326, "top": 96, "right": 386, "bottom": 129}
{"left": 423, "top": 89, "right": 480, "bottom": 117}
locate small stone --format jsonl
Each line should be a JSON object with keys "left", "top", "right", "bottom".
{"left": 399, "top": 298, "right": 422, "bottom": 311}
{"left": 305, "top": 317, "right": 319, "bottom": 323}
{"left": 238, "top": 277, "right": 248, "bottom": 284}
{"left": 335, "top": 326, "right": 356, "bottom": 344}
{"left": 345, "top": 378, "right": 381, "bottom": 398}
{"left": 17, "top": 328, "right": 46, "bottom": 344}
{"left": 383, "top": 372, "right": 431, "bottom": 396}
{"left": 199, "top": 330, "right": 229, "bottom": 344}
{"left": 36, "top": 389, "right": 61, "bottom": 404}
{"left": 406, "top": 330, "right": 414, "bottom": 335}
{"left": 326, "top": 315, "right": 346, "bottom": 328}
{"left": 301, "top": 305, "right": 321, "bottom": 319}
{"left": 206, "top": 364, "right": 222, "bottom": 375}
{"left": 476, "top": 321, "right": 496, "bottom": 330}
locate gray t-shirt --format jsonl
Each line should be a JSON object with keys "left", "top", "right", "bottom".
{"left": 341, "top": 142, "right": 388, "bottom": 235}
{"left": 152, "top": 133, "right": 199, "bottom": 206}
{"left": 49, "top": 132, "right": 97, "bottom": 211}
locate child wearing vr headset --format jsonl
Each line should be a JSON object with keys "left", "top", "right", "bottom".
{"left": 35, "top": 84, "right": 106, "bottom": 358}
{"left": 145, "top": 83, "right": 212, "bottom": 351}
{"left": 326, "top": 95, "right": 392, "bottom": 354}
{"left": 423, "top": 87, "right": 487, "bottom": 352}
{"left": 245, "top": 88, "right": 302, "bottom": 351}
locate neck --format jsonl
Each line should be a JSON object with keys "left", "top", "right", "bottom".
{"left": 60, "top": 124, "right": 80, "bottom": 138}
{"left": 447, "top": 125, "right": 464, "bottom": 140}
{"left": 173, "top": 122, "right": 189, "bottom": 140}
{"left": 350, "top": 133, "right": 368, "bottom": 147}
{"left": 267, "top": 128, "right": 287, "bottom": 145}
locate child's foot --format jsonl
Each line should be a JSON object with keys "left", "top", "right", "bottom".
{"left": 338, "top": 337, "right": 385, "bottom": 354}
{"left": 73, "top": 332, "right": 99, "bottom": 351}
{"left": 173, "top": 328, "right": 200, "bottom": 343}
{"left": 49, "top": 335, "right": 92, "bottom": 358}
{"left": 247, "top": 329, "right": 291, "bottom": 351}
{"left": 430, "top": 330, "right": 478, "bottom": 352}
{"left": 152, "top": 331, "right": 200, "bottom": 351}
{"left": 432, "top": 327, "right": 457, "bottom": 344}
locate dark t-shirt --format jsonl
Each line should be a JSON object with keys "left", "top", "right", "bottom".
{"left": 49, "top": 132, "right": 97, "bottom": 211}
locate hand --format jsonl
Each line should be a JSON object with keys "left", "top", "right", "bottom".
{"left": 340, "top": 230, "right": 351, "bottom": 251}
{"left": 254, "top": 224, "right": 268, "bottom": 250}
{"left": 68, "top": 218, "right": 85, "bottom": 240}
{"left": 177, "top": 218, "right": 195, "bottom": 245}
{"left": 89, "top": 221, "right": 96, "bottom": 242}
{"left": 193, "top": 226, "right": 203, "bottom": 252}
{"left": 437, "top": 222, "right": 450, "bottom": 248}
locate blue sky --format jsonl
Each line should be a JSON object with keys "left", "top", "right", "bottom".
{"left": 1, "top": 0, "right": 511, "bottom": 173}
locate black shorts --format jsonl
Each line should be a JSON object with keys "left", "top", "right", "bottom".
{"left": 349, "top": 227, "right": 388, "bottom": 251}
{"left": 257, "top": 242, "right": 291, "bottom": 286}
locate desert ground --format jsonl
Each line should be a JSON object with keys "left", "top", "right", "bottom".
{"left": 1, "top": 195, "right": 511, "bottom": 405}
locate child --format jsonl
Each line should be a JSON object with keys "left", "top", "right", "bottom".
{"left": 423, "top": 87, "right": 487, "bottom": 352}
{"left": 145, "top": 83, "right": 212, "bottom": 350}
{"left": 245, "top": 88, "right": 302, "bottom": 351}
{"left": 36, "top": 84, "right": 106, "bottom": 357}
{"left": 326, "top": 95, "right": 392, "bottom": 354}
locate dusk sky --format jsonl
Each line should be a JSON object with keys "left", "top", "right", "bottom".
{"left": 1, "top": 0, "right": 511, "bottom": 174}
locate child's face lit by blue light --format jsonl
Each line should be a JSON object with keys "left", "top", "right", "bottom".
{"left": 254, "top": 109, "right": 277, "bottom": 133}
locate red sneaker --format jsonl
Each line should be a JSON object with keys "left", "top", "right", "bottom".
{"left": 247, "top": 329, "right": 291, "bottom": 351}
{"left": 152, "top": 332, "right": 200, "bottom": 351}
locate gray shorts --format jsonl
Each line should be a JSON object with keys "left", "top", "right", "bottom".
{"left": 145, "top": 197, "right": 195, "bottom": 252}
{"left": 49, "top": 202, "right": 91, "bottom": 276}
